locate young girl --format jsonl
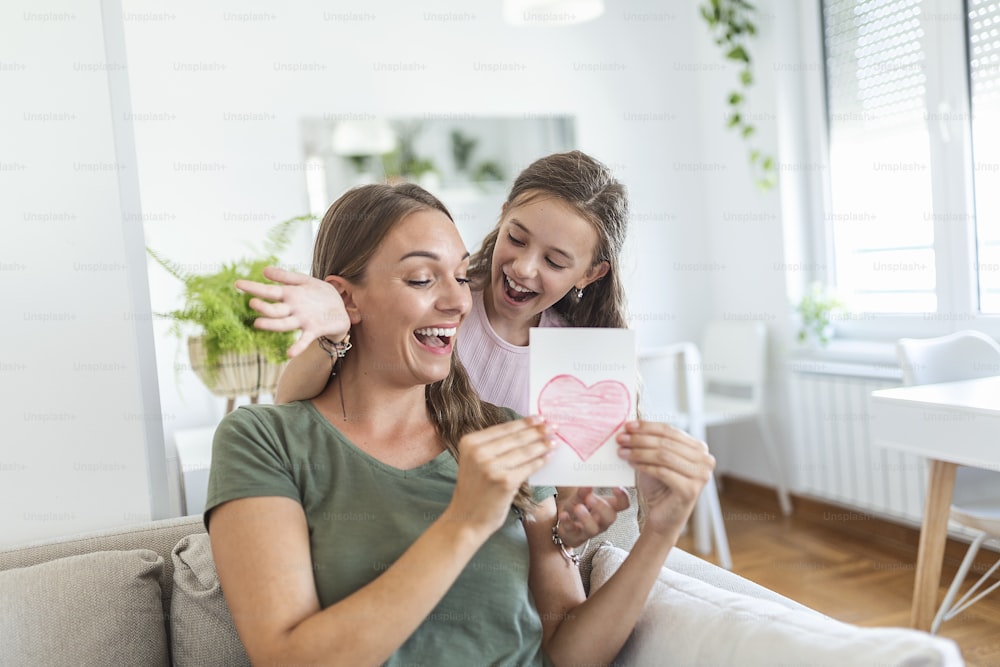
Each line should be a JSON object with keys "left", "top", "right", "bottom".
{"left": 209, "top": 182, "right": 714, "bottom": 665}
{"left": 239, "top": 151, "right": 634, "bottom": 545}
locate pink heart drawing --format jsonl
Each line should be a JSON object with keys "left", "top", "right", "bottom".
{"left": 537, "top": 374, "right": 631, "bottom": 461}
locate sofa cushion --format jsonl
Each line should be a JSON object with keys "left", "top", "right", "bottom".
{"left": 591, "top": 545, "right": 965, "bottom": 667}
{"left": 171, "top": 532, "right": 251, "bottom": 666}
{"left": 0, "top": 514, "right": 206, "bottom": 612}
{"left": 0, "top": 549, "right": 169, "bottom": 667}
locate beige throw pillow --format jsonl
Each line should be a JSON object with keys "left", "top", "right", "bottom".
{"left": 0, "top": 549, "right": 169, "bottom": 667}
{"left": 170, "top": 532, "right": 251, "bottom": 666}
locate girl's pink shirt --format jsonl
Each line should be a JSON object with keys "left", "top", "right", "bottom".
{"left": 457, "top": 290, "right": 566, "bottom": 416}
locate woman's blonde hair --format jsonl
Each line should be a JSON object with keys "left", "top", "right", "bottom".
{"left": 313, "top": 183, "right": 536, "bottom": 513}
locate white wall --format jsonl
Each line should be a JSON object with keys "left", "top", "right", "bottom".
{"left": 124, "top": 0, "right": 716, "bottom": 475}
{"left": 691, "top": 0, "right": 828, "bottom": 492}
{"left": 6, "top": 0, "right": 804, "bottom": 538}
{"left": 0, "top": 0, "right": 168, "bottom": 547}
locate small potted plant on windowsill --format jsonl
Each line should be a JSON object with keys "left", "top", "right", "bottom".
{"left": 794, "top": 282, "right": 845, "bottom": 349}
{"left": 147, "top": 215, "right": 314, "bottom": 411}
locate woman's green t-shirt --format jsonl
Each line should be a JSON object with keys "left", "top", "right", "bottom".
{"left": 205, "top": 400, "right": 554, "bottom": 666}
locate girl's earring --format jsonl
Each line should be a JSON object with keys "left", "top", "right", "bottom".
{"left": 576, "top": 287, "right": 584, "bottom": 299}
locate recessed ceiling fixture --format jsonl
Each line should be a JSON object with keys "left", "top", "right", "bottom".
{"left": 502, "top": 0, "right": 605, "bottom": 26}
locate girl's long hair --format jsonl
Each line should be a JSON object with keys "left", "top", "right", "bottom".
{"left": 468, "top": 150, "right": 630, "bottom": 330}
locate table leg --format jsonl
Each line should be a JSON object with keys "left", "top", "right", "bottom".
{"left": 910, "top": 459, "right": 957, "bottom": 631}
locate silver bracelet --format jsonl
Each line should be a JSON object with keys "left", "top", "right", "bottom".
{"left": 551, "top": 519, "right": 584, "bottom": 567}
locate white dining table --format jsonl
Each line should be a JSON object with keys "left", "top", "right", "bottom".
{"left": 869, "top": 376, "right": 1000, "bottom": 631}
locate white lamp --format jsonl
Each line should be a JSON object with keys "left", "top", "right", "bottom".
{"left": 502, "top": 0, "right": 604, "bottom": 26}
{"left": 330, "top": 119, "right": 397, "bottom": 156}
{"left": 331, "top": 119, "right": 397, "bottom": 177}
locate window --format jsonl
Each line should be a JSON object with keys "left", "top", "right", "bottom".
{"left": 969, "top": 0, "right": 1000, "bottom": 312}
{"left": 821, "top": 0, "right": 999, "bottom": 318}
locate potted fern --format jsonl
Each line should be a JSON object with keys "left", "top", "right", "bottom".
{"left": 147, "top": 215, "right": 314, "bottom": 411}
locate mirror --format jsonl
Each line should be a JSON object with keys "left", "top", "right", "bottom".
{"left": 300, "top": 115, "right": 576, "bottom": 249}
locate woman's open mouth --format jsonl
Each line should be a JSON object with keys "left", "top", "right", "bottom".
{"left": 504, "top": 274, "right": 538, "bottom": 304}
{"left": 414, "top": 326, "right": 457, "bottom": 349}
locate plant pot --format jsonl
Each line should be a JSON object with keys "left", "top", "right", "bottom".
{"left": 187, "top": 336, "right": 288, "bottom": 400}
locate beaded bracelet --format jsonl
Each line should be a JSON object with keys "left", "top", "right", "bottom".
{"left": 318, "top": 334, "right": 352, "bottom": 358}
{"left": 318, "top": 334, "right": 352, "bottom": 376}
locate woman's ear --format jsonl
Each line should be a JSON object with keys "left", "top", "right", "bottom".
{"left": 578, "top": 260, "right": 610, "bottom": 290}
{"left": 325, "top": 275, "right": 363, "bottom": 325}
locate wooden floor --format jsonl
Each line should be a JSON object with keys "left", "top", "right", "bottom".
{"left": 676, "top": 477, "right": 1000, "bottom": 666}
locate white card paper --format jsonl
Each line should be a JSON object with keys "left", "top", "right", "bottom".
{"left": 529, "top": 328, "right": 637, "bottom": 487}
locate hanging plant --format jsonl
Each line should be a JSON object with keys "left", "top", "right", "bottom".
{"left": 700, "top": 0, "right": 776, "bottom": 191}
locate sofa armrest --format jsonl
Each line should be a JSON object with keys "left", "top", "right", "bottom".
{"left": 591, "top": 545, "right": 964, "bottom": 667}
{"left": 664, "top": 545, "right": 814, "bottom": 613}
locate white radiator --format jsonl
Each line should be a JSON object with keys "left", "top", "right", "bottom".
{"left": 788, "top": 361, "right": 927, "bottom": 525}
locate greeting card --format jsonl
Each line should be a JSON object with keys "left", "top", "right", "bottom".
{"left": 529, "top": 328, "right": 636, "bottom": 486}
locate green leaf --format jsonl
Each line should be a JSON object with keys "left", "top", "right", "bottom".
{"left": 740, "top": 69, "right": 753, "bottom": 86}
{"left": 742, "top": 124, "right": 756, "bottom": 138}
{"left": 762, "top": 156, "right": 774, "bottom": 171}
{"left": 262, "top": 214, "right": 316, "bottom": 256}
{"left": 146, "top": 246, "right": 189, "bottom": 283}
{"left": 749, "top": 149, "right": 761, "bottom": 162}
{"left": 729, "top": 92, "right": 744, "bottom": 106}
{"left": 727, "top": 113, "right": 742, "bottom": 128}
{"left": 726, "top": 45, "right": 750, "bottom": 63}
{"left": 757, "top": 174, "right": 778, "bottom": 192}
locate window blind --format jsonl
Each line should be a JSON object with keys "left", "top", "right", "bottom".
{"left": 969, "top": 0, "right": 1000, "bottom": 99}
{"left": 823, "top": 0, "right": 937, "bottom": 313}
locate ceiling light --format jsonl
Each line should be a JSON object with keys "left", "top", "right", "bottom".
{"left": 502, "top": 0, "right": 605, "bottom": 26}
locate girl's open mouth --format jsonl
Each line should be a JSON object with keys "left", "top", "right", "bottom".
{"left": 504, "top": 275, "right": 537, "bottom": 303}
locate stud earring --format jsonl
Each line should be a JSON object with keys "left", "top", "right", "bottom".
{"left": 576, "top": 287, "right": 584, "bottom": 299}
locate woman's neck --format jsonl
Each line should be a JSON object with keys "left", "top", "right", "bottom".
{"left": 481, "top": 288, "right": 541, "bottom": 346}
{"left": 313, "top": 362, "right": 442, "bottom": 468}
{"left": 316, "top": 362, "right": 426, "bottom": 425}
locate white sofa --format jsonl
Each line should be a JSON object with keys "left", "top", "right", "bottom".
{"left": 0, "top": 513, "right": 963, "bottom": 666}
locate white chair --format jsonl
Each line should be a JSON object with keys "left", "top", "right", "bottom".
{"left": 698, "top": 321, "right": 793, "bottom": 516}
{"left": 639, "top": 342, "right": 733, "bottom": 569}
{"left": 895, "top": 330, "right": 1000, "bottom": 634}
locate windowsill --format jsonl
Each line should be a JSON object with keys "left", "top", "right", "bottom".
{"left": 830, "top": 314, "right": 1000, "bottom": 343}
{"left": 786, "top": 338, "right": 902, "bottom": 380}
